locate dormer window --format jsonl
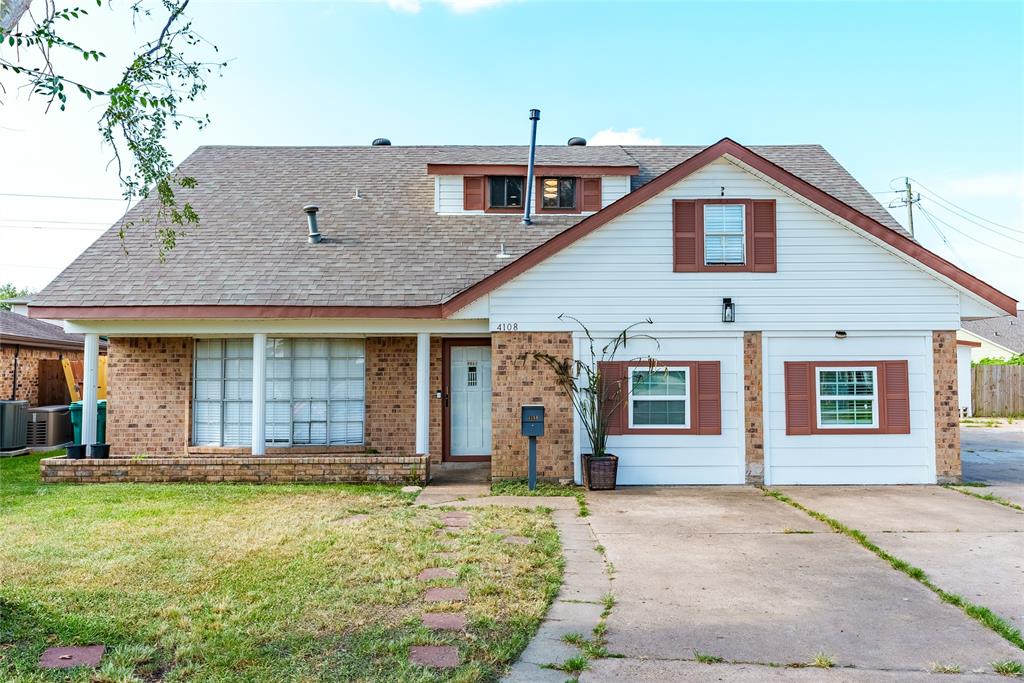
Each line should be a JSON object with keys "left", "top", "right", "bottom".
{"left": 488, "top": 176, "right": 525, "bottom": 209}
{"left": 540, "top": 177, "right": 577, "bottom": 210}
{"left": 703, "top": 203, "right": 746, "bottom": 265}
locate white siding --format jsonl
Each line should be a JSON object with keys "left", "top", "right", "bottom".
{"left": 575, "top": 335, "right": 745, "bottom": 485}
{"left": 763, "top": 333, "right": 936, "bottom": 485}
{"left": 485, "top": 158, "right": 962, "bottom": 333}
{"left": 435, "top": 175, "right": 627, "bottom": 215}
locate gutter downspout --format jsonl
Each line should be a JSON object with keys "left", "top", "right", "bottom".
{"left": 523, "top": 108, "right": 540, "bottom": 225}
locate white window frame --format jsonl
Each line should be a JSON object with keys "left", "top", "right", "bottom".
{"left": 192, "top": 339, "right": 253, "bottom": 447}
{"left": 703, "top": 203, "right": 746, "bottom": 265}
{"left": 627, "top": 366, "right": 690, "bottom": 429}
{"left": 815, "top": 366, "right": 879, "bottom": 430}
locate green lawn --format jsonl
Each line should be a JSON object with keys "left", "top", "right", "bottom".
{"left": 0, "top": 453, "right": 562, "bottom": 682}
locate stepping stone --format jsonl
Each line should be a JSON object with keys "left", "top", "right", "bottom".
{"left": 417, "top": 567, "right": 457, "bottom": 581}
{"left": 39, "top": 645, "right": 105, "bottom": 669}
{"left": 409, "top": 645, "right": 459, "bottom": 668}
{"left": 343, "top": 514, "right": 369, "bottom": 524}
{"left": 441, "top": 511, "right": 470, "bottom": 520}
{"left": 503, "top": 535, "right": 532, "bottom": 545}
{"left": 433, "top": 551, "right": 459, "bottom": 561}
{"left": 422, "top": 612, "right": 467, "bottom": 631}
{"left": 441, "top": 517, "right": 470, "bottom": 527}
{"left": 424, "top": 586, "right": 469, "bottom": 602}
{"left": 401, "top": 485, "right": 422, "bottom": 493}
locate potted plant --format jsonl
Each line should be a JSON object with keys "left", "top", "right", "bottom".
{"left": 525, "top": 315, "right": 657, "bottom": 491}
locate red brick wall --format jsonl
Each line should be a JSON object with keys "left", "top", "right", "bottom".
{"left": 0, "top": 345, "right": 82, "bottom": 407}
{"left": 107, "top": 338, "right": 193, "bottom": 455}
{"left": 743, "top": 331, "right": 765, "bottom": 484}
{"left": 364, "top": 337, "right": 417, "bottom": 455}
{"left": 490, "top": 332, "right": 574, "bottom": 480}
{"left": 933, "top": 330, "right": 961, "bottom": 483}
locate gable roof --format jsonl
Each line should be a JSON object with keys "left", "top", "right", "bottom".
{"left": 0, "top": 310, "right": 100, "bottom": 350}
{"left": 29, "top": 139, "right": 1014, "bottom": 319}
{"left": 962, "top": 311, "right": 1024, "bottom": 353}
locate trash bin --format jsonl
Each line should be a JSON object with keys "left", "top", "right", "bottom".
{"left": 70, "top": 400, "right": 107, "bottom": 445}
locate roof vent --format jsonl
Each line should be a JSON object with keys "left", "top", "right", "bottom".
{"left": 567, "top": 137, "right": 587, "bottom": 146}
{"left": 371, "top": 138, "right": 391, "bottom": 146}
{"left": 303, "top": 204, "right": 322, "bottom": 244}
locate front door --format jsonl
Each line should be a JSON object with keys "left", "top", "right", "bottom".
{"left": 445, "top": 341, "right": 492, "bottom": 460}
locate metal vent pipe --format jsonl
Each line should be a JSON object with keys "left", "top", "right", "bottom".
{"left": 303, "top": 204, "right": 322, "bottom": 243}
{"left": 523, "top": 109, "right": 540, "bottom": 225}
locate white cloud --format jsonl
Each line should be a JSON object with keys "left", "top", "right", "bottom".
{"left": 940, "top": 172, "right": 1024, "bottom": 200}
{"left": 589, "top": 127, "right": 662, "bottom": 146}
{"left": 380, "top": 0, "right": 517, "bottom": 13}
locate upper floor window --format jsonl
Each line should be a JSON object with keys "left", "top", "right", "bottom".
{"left": 488, "top": 176, "right": 524, "bottom": 209}
{"left": 540, "top": 177, "right": 577, "bottom": 210}
{"left": 703, "top": 203, "right": 746, "bottom": 265}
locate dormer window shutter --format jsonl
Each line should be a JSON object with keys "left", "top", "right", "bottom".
{"left": 751, "top": 199, "right": 777, "bottom": 272}
{"left": 581, "top": 178, "right": 602, "bottom": 212}
{"left": 672, "top": 200, "right": 699, "bottom": 272}
{"left": 463, "top": 176, "right": 485, "bottom": 211}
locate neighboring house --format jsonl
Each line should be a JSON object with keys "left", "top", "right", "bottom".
{"left": 28, "top": 138, "right": 1017, "bottom": 486}
{"left": 0, "top": 308, "right": 106, "bottom": 407}
{"left": 959, "top": 311, "right": 1024, "bottom": 361}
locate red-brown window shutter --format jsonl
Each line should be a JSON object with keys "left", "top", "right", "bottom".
{"left": 598, "top": 361, "right": 628, "bottom": 436}
{"left": 750, "top": 199, "right": 777, "bottom": 272}
{"left": 673, "top": 200, "right": 699, "bottom": 272}
{"left": 581, "top": 178, "right": 602, "bottom": 212}
{"left": 784, "top": 362, "right": 813, "bottom": 435}
{"left": 694, "top": 361, "right": 722, "bottom": 435}
{"left": 463, "top": 176, "right": 484, "bottom": 211}
{"left": 881, "top": 360, "right": 911, "bottom": 434}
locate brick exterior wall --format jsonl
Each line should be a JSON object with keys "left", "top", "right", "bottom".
{"left": 0, "top": 345, "right": 83, "bottom": 407}
{"left": 743, "top": 331, "right": 765, "bottom": 484}
{"left": 106, "top": 338, "right": 193, "bottom": 456}
{"left": 364, "top": 337, "right": 417, "bottom": 455}
{"left": 40, "top": 453, "right": 429, "bottom": 485}
{"left": 430, "top": 338, "right": 442, "bottom": 463}
{"left": 933, "top": 330, "right": 961, "bottom": 483}
{"left": 490, "top": 332, "right": 574, "bottom": 480}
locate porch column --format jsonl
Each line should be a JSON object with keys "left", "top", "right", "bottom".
{"left": 81, "top": 333, "right": 100, "bottom": 446}
{"left": 415, "top": 332, "right": 430, "bottom": 455}
{"left": 251, "top": 333, "right": 266, "bottom": 456}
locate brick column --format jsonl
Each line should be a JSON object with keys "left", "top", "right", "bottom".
{"left": 491, "top": 332, "right": 574, "bottom": 481}
{"left": 743, "top": 331, "right": 765, "bottom": 484}
{"left": 933, "top": 330, "right": 961, "bottom": 483}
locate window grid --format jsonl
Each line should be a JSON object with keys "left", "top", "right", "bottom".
{"left": 628, "top": 367, "right": 690, "bottom": 429}
{"left": 541, "top": 177, "right": 576, "bottom": 210}
{"left": 704, "top": 203, "right": 746, "bottom": 265}
{"left": 192, "top": 339, "right": 253, "bottom": 447}
{"left": 816, "top": 367, "right": 878, "bottom": 428}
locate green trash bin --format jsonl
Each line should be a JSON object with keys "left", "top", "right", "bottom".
{"left": 69, "top": 400, "right": 107, "bottom": 445}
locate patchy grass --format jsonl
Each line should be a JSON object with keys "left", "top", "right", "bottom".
{"left": 993, "top": 660, "right": 1024, "bottom": 676}
{"left": 543, "top": 654, "right": 589, "bottom": 674}
{"left": 490, "top": 478, "right": 589, "bottom": 517}
{"left": 957, "top": 481, "right": 990, "bottom": 488}
{"left": 810, "top": 653, "right": 834, "bottom": 669}
{"left": 945, "top": 484, "right": 1024, "bottom": 512}
{"left": 0, "top": 454, "right": 562, "bottom": 682}
{"left": 693, "top": 650, "right": 725, "bottom": 664}
{"left": 782, "top": 528, "right": 814, "bottom": 534}
{"left": 932, "top": 662, "right": 962, "bottom": 674}
{"left": 763, "top": 488, "right": 1024, "bottom": 653}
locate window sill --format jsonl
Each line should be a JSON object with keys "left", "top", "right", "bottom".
{"left": 188, "top": 444, "right": 367, "bottom": 456}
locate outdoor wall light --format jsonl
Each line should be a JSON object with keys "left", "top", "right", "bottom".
{"left": 722, "top": 297, "right": 735, "bottom": 323}
{"left": 835, "top": 330, "right": 848, "bottom": 339}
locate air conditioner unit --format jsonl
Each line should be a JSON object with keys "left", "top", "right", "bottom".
{"left": 27, "top": 405, "right": 73, "bottom": 449}
{"left": 0, "top": 400, "right": 29, "bottom": 452}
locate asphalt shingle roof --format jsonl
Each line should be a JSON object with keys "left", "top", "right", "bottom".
{"left": 963, "top": 311, "right": 1024, "bottom": 354}
{"left": 0, "top": 310, "right": 94, "bottom": 349}
{"left": 31, "top": 143, "right": 910, "bottom": 309}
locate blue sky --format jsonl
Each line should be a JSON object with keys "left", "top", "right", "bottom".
{"left": 1, "top": 0, "right": 1022, "bottom": 300}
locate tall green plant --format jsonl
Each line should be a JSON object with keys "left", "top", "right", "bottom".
{"left": 525, "top": 315, "right": 657, "bottom": 458}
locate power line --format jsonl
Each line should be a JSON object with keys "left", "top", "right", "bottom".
{"left": 918, "top": 206, "right": 1024, "bottom": 259}
{"left": 0, "top": 224, "right": 108, "bottom": 232}
{"left": 0, "top": 217, "right": 112, "bottom": 226}
{"left": 906, "top": 177, "right": 1023, "bottom": 234}
{"left": 919, "top": 199, "right": 1024, "bottom": 245}
{"left": 918, "top": 205, "right": 963, "bottom": 266}
{"left": 0, "top": 191, "right": 125, "bottom": 202}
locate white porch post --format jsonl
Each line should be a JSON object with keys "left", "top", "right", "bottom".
{"left": 81, "top": 333, "right": 100, "bottom": 445}
{"left": 251, "top": 333, "right": 267, "bottom": 456}
{"left": 415, "top": 332, "right": 431, "bottom": 455}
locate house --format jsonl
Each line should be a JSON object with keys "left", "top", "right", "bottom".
{"left": 959, "top": 311, "right": 1024, "bottom": 361}
{"left": 0, "top": 308, "right": 106, "bottom": 407}
{"left": 28, "top": 138, "right": 1017, "bottom": 486}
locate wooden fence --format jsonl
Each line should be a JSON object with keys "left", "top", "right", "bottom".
{"left": 972, "top": 365, "right": 1024, "bottom": 417}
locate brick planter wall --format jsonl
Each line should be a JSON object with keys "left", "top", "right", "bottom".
{"left": 491, "top": 332, "right": 574, "bottom": 480}
{"left": 933, "top": 330, "right": 961, "bottom": 483}
{"left": 40, "top": 453, "right": 430, "bottom": 485}
{"left": 0, "top": 345, "right": 83, "bottom": 407}
{"left": 743, "top": 331, "right": 765, "bottom": 484}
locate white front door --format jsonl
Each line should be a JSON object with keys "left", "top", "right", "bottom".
{"left": 449, "top": 345, "right": 492, "bottom": 457}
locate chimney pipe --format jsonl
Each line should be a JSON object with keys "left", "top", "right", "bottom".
{"left": 303, "top": 204, "right": 322, "bottom": 243}
{"left": 523, "top": 108, "right": 540, "bottom": 225}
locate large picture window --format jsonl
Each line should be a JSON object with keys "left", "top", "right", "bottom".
{"left": 816, "top": 367, "right": 877, "bottom": 429}
{"left": 628, "top": 367, "right": 690, "bottom": 429}
{"left": 192, "top": 338, "right": 365, "bottom": 447}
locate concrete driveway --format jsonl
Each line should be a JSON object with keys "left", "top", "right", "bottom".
{"left": 581, "top": 486, "right": 1023, "bottom": 681}
{"left": 962, "top": 421, "right": 1024, "bottom": 507}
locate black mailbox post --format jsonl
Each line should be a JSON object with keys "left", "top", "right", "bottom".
{"left": 521, "top": 404, "right": 545, "bottom": 490}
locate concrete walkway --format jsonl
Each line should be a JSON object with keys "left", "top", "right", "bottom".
{"left": 962, "top": 422, "right": 1024, "bottom": 508}
{"left": 584, "top": 486, "right": 1021, "bottom": 678}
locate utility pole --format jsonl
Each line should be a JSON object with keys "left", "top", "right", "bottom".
{"left": 904, "top": 177, "right": 919, "bottom": 238}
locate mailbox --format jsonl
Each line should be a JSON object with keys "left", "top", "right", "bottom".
{"left": 521, "top": 404, "right": 545, "bottom": 437}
